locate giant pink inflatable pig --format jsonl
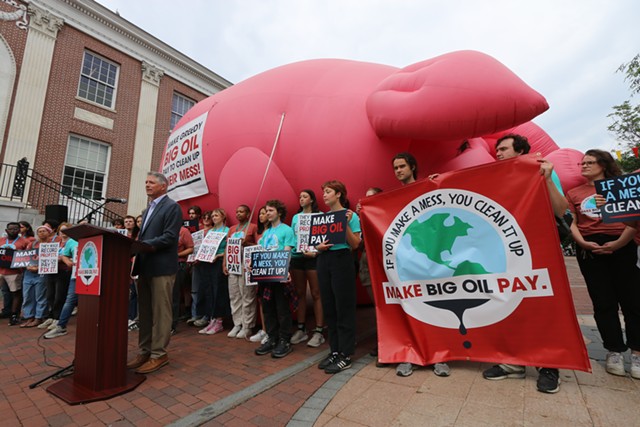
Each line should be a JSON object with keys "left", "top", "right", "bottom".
{"left": 161, "top": 50, "right": 584, "bottom": 216}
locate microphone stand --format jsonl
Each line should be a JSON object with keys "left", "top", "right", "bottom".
{"left": 80, "top": 200, "right": 111, "bottom": 224}
{"left": 29, "top": 361, "right": 74, "bottom": 389}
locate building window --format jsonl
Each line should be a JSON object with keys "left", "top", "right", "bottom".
{"left": 171, "top": 93, "right": 195, "bottom": 130}
{"left": 77, "top": 51, "right": 119, "bottom": 108}
{"left": 62, "top": 135, "right": 110, "bottom": 200}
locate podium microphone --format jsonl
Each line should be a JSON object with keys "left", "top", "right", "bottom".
{"left": 105, "top": 198, "right": 128, "bottom": 204}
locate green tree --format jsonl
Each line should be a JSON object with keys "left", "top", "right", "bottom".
{"left": 609, "top": 54, "right": 640, "bottom": 168}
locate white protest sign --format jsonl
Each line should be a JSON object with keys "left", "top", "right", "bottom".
{"left": 163, "top": 112, "right": 209, "bottom": 202}
{"left": 226, "top": 238, "right": 242, "bottom": 275}
{"left": 38, "top": 242, "right": 60, "bottom": 274}
{"left": 187, "top": 230, "right": 204, "bottom": 263}
{"left": 296, "top": 213, "right": 318, "bottom": 253}
{"left": 243, "top": 245, "right": 263, "bottom": 286}
{"left": 195, "top": 231, "right": 225, "bottom": 263}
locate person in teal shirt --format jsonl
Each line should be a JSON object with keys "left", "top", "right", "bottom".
{"left": 198, "top": 208, "right": 230, "bottom": 336}
{"left": 255, "top": 199, "right": 296, "bottom": 359}
{"left": 315, "top": 180, "right": 361, "bottom": 374}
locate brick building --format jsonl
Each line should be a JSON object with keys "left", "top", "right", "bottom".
{"left": 0, "top": 0, "right": 231, "bottom": 224}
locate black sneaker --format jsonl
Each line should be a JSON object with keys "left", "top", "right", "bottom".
{"left": 8, "top": 315, "right": 19, "bottom": 326}
{"left": 271, "top": 339, "right": 292, "bottom": 358}
{"left": 536, "top": 368, "right": 560, "bottom": 394}
{"left": 325, "top": 354, "right": 352, "bottom": 374}
{"left": 255, "top": 339, "right": 276, "bottom": 356}
{"left": 482, "top": 364, "right": 525, "bottom": 380}
{"left": 319, "top": 352, "right": 339, "bottom": 370}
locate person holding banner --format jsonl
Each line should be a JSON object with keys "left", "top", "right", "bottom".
{"left": 223, "top": 205, "right": 259, "bottom": 339}
{"left": 19, "top": 225, "right": 53, "bottom": 328}
{"left": 197, "top": 208, "right": 230, "bottom": 335}
{"left": 566, "top": 149, "right": 640, "bottom": 379}
{"left": 290, "top": 190, "right": 325, "bottom": 348}
{"left": 1, "top": 222, "right": 29, "bottom": 326}
{"left": 315, "top": 180, "right": 362, "bottom": 374}
{"left": 254, "top": 200, "right": 297, "bottom": 358}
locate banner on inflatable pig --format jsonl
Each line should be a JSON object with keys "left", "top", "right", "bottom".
{"left": 360, "top": 155, "right": 590, "bottom": 371}
{"left": 163, "top": 112, "right": 209, "bottom": 201}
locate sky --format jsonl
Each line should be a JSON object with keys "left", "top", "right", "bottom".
{"left": 96, "top": 0, "right": 639, "bottom": 154}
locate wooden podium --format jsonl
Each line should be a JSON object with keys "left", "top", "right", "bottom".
{"left": 47, "top": 224, "right": 151, "bottom": 404}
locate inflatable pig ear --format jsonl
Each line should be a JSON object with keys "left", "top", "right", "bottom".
{"left": 366, "top": 50, "right": 549, "bottom": 141}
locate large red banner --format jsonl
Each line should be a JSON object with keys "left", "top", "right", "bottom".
{"left": 360, "top": 156, "right": 590, "bottom": 371}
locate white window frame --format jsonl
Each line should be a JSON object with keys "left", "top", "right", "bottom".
{"left": 61, "top": 134, "right": 111, "bottom": 201}
{"left": 77, "top": 50, "right": 119, "bottom": 109}
{"left": 170, "top": 92, "right": 195, "bottom": 130}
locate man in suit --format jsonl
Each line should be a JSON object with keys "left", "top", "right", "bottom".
{"left": 127, "top": 172, "right": 183, "bottom": 374}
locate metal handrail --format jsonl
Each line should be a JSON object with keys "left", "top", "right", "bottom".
{"left": 0, "top": 158, "right": 125, "bottom": 227}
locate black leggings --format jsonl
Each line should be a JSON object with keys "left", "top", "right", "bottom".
{"left": 317, "top": 249, "right": 356, "bottom": 356}
{"left": 576, "top": 234, "right": 640, "bottom": 352}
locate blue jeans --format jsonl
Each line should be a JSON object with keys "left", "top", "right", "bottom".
{"left": 57, "top": 278, "right": 77, "bottom": 329}
{"left": 21, "top": 271, "right": 47, "bottom": 319}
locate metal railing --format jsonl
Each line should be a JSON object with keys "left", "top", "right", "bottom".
{"left": 0, "top": 158, "right": 124, "bottom": 228}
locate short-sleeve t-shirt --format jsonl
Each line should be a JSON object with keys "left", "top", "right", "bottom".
{"left": 178, "top": 227, "right": 195, "bottom": 262}
{"left": 258, "top": 223, "right": 295, "bottom": 251}
{"left": 566, "top": 183, "right": 625, "bottom": 236}
{"left": 227, "top": 222, "right": 258, "bottom": 246}
{"left": 329, "top": 210, "right": 361, "bottom": 251}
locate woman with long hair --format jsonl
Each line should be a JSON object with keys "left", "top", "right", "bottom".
{"left": 20, "top": 225, "right": 53, "bottom": 327}
{"left": 198, "top": 209, "right": 231, "bottom": 335}
{"left": 250, "top": 206, "right": 271, "bottom": 344}
{"left": 315, "top": 180, "right": 361, "bottom": 374}
{"left": 566, "top": 149, "right": 640, "bottom": 379}
{"left": 290, "top": 189, "right": 325, "bottom": 347}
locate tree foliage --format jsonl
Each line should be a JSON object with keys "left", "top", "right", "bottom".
{"left": 609, "top": 54, "right": 640, "bottom": 173}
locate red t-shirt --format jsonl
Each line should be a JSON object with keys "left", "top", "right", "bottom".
{"left": 178, "top": 226, "right": 194, "bottom": 262}
{"left": 227, "top": 222, "right": 258, "bottom": 247}
{"left": 566, "top": 183, "right": 625, "bottom": 236}
{"left": 0, "top": 236, "right": 30, "bottom": 275}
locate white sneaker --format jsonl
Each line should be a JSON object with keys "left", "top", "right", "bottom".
{"left": 290, "top": 329, "right": 308, "bottom": 344}
{"left": 307, "top": 331, "right": 325, "bottom": 348}
{"left": 227, "top": 325, "right": 242, "bottom": 338}
{"left": 250, "top": 329, "right": 267, "bottom": 343}
{"left": 236, "top": 328, "right": 251, "bottom": 339}
{"left": 261, "top": 333, "right": 270, "bottom": 345}
{"left": 193, "top": 317, "right": 209, "bottom": 327}
{"left": 44, "top": 326, "right": 67, "bottom": 339}
{"left": 631, "top": 353, "right": 640, "bottom": 379}
{"left": 47, "top": 319, "right": 59, "bottom": 330}
{"left": 605, "top": 351, "right": 626, "bottom": 376}
{"left": 38, "top": 318, "right": 54, "bottom": 329}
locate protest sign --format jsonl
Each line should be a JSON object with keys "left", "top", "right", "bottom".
{"left": 243, "top": 245, "right": 263, "bottom": 286}
{"left": 0, "top": 247, "right": 14, "bottom": 269}
{"left": 38, "top": 242, "right": 59, "bottom": 274}
{"left": 163, "top": 112, "right": 209, "bottom": 201}
{"left": 308, "top": 210, "right": 347, "bottom": 246}
{"left": 296, "top": 213, "right": 319, "bottom": 253}
{"left": 187, "top": 230, "right": 204, "bottom": 263}
{"left": 595, "top": 171, "right": 640, "bottom": 223}
{"left": 195, "top": 231, "right": 226, "bottom": 263}
{"left": 10, "top": 248, "right": 38, "bottom": 268}
{"left": 226, "top": 238, "right": 242, "bottom": 275}
{"left": 250, "top": 250, "right": 291, "bottom": 282}
{"left": 360, "top": 155, "right": 590, "bottom": 371}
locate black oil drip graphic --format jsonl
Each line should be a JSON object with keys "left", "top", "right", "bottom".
{"left": 424, "top": 299, "right": 489, "bottom": 348}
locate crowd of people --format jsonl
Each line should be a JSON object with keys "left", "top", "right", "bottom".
{"left": 1, "top": 139, "right": 639, "bottom": 386}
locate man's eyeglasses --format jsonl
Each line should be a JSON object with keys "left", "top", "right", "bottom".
{"left": 578, "top": 161, "right": 597, "bottom": 166}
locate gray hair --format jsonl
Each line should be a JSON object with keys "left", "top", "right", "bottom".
{"left": 147, "top": 171, "right": 169, "bottom": 186}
